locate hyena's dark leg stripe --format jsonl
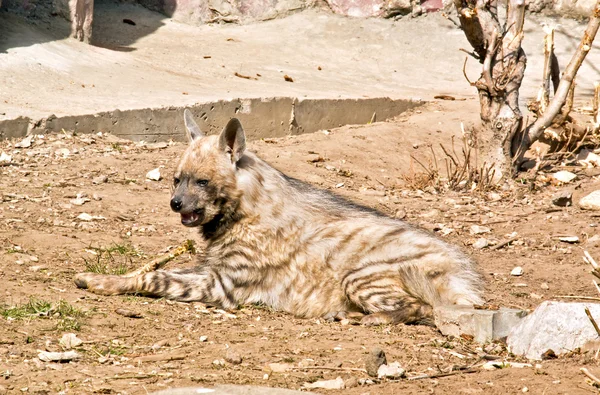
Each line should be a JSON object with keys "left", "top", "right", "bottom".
{"left": 74, "top": 270, "right": 237, "bottom": 308}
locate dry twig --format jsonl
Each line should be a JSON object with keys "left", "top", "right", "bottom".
{"left": 581, "top": 367, "right": 600, "bottom": 387}
{"left": 585, "top": 306, "right": 600, "bottom": 337}
{"left": 124, "top": 240, "right": 195, "bottom": 278}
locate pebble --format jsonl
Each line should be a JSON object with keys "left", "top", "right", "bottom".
{"left": 473, "top": 238, "right": 489, "bottom": 249}
{"left": 540, "top": 283, "right": 549, "bottom": 290}
{"left": 377, "top": 361, "right": 405, "bottom": 379}
{"left": 579, "top": 190, "right": 600, "bottom": 211}
{"left": 470, "top": 225, "right": 491, "bottom": 235}
{"left": 394, "top": 210, "right": 406, "bottom": 220}
{"left": 92, "top": 175, "right": 108, "bottom": 184}
{"left": 59, "top": 333, "right": 83, "bottom": 350}
{"left": 551, "top": 190, "right": 572, "bottom": 207}
{"left": 304, "top": 377, "right": 345, "bottom": 390}
{"left": 14, "top": 136, "right": 33, "bottom": 148}
{"left": 559, "top": 236, "right": 579, "bottom": 243}
{"left": 225, "top": 349, "right": 242, "bottom": 365}
{"left": 553, "top": 170, "right": 577, "bottom": 183}
{"left": 199, "top": 336, "right": 208, "bottom": 342}
{"left": 38, "top": 350, "right": 81, "bottom": 362}
{"left": 510, "top": 266, "right": 524, "bottom": 276}
{"left": 146, "top": 168, "right": 162, "bottom": 181}
{"left": 365, "top": 347, "right": 387, "bottom": 377}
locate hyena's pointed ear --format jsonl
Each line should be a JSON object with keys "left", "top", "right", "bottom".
{"left": 219, "top": 118, "right": 246, "bottom": 163}
{"left": 183, "top": 109, "right": 204, "bottom": 142}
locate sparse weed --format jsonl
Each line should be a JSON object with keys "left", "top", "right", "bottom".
{"left": 0, "top": 298, "right": 87, "bottom": 331}
{"left": 83, "top": 243, "right": 142, "bottom": 275}
{"left": 401, "top": 128, "right": 498, "bottom": 194}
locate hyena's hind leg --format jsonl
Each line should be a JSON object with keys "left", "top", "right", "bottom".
{"left": 342, "top": 266, "right": 437, "bottom": 326}
{"left": 74, "top": 269, "right": 233, "bottom": 306}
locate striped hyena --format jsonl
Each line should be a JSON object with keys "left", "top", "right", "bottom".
{"left": 75, "top": 110, "right": 484, "bottom": 326}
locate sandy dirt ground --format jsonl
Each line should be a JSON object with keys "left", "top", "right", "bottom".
{"left": 3, "top": 99, "right": 600, "bottom": 394}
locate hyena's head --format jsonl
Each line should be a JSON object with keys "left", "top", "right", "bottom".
{"left": 170, "top": 110, "right": 245, "bottom": 228}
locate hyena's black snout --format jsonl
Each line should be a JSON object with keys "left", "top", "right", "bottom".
{"left": 170, "top": 197, "right": 183, "bottom": 212}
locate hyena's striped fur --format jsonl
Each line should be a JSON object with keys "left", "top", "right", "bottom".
{"left": 75, "top": 110, "right": 484, "bottom": 325}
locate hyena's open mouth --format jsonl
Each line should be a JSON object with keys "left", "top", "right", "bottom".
{"left": 180, "top": 209, "right": 204, "bottom": 227}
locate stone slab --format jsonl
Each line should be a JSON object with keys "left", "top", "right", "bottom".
{"left": 434, "top": 305, "right": 528, "bottom": 344}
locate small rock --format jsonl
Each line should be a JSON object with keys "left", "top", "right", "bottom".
{"left": 77, "top": 213, "right": 93, "bottom": 221}
{"left": 559, "top": 236, "right": 579, "bottom": 243}
{"left": 55, "top": 148, "right": 70, "bottom": 158}
{"left": 510, "top": 266, "right": 524, "bottom": 276}
{"left": 344, "top": 377, "right": 359, "bottom": 388}
{"left": 146, "top": 168, "right": 162, "bottom": 181}
{"left": 59, "top": 333, "right": 83, "bottom": 350}
{"left": 225, "top": 349, "right": 242, "bottom": 365}
{"left": 92, "top": 175, "right": 108, "bottom": 184}
{"left": 145, "top": 142, "right": 168, "bottom": 150}
{"left": 212, "top": 359, "right": 225, "bottom": 367}
{"left": 580, "top": 190, "right": 600, "bottom": 210}
{"left": 553, "top": 170, "right": 577, "bottom": 183}
{"left": 92, "top": 193, "right": 102, "bottom": 201}
{"left": 577, "top": 148, "right": 600, "bottom": 167}
{"left": 470, "top": 225, "right": 491, "bottom": 235}
{"left": 540, "top": 283, "right": 549, "bottom": 290}
{"left": 365, "top": 347, "right": 387, "bottom": 377}
{"left": 304, "top": 377, "right": 345, "bottom": 390}
{"left": 267, "top": 362, "right": 293, "bottom": 373}
{"left": 14, "top": 135, "right": 33, "bottom": 148}
{"left": 38, "top": 350, "right": 81, "bottom": 362}
{"left": 473, "top": 238, "right": 489, "bottom": 249}
{"left": 0, "top": 152, "right": 12, "bottom": 165}
{"left": 377, "top": 362, "right": 405, "bottom": 379}
{"left": 394, "top": 210, "right": 406, "bottom": 220}
{"left": 70, "top": 197, "right": 90, "bottom": 206}
{"left": 551, "top": 191, "right": 572, "bottom": 207}
{"left": 199, "top": 336, "right": 208, "bottom": 342}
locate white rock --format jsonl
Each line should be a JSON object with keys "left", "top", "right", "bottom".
{"left": 470, "top": 225, "right": 491, "bottom": 235}
{"left": 304, "top": 377, "right": 345, "bottom": 390}
{"left": 540, "top": 283, "right": 549, "bottom": 290}
{"left": 77, "top": 213, "right": 93, "bottom": 221}
{"left": 0, "top": 152, "right": 12, "bottom": 165}
{"left": 559, "top": 236, "right": 579, "bottom": 243}
{"left": 59, "top": 333, "right": 83, "bottom": 349}
{"left": 146, "top": 168, "right": 162, "bottom": 181}
{"left": 507, "top": 301, "right": 600, "bottom": 360}
{"left": 553, "top": 170, "right": 577, "bottom": 183}
{"left": 377, "top": 362, "right": 405, "bottom": 379}
{"left": 70, "top": 197, "right": 90, "bottom": 206}
{"left": 55, "top": 148, "right": 70, "bottom": 158}
{"left": 199, "top": 335, "right": 208, "bottom": 342}
{"left": 15, "top": 135, "right": 33, "bottom": 148}
{"left": 473, "top": 238, "right": 489, "bottom": 249}
{"left": 577, "top": 149, "right": 600, "bottom": 167}
{"left": 580, "top": 190, "right": 600, "bottom": 211}
{"left": 38, "top": 350, "right": 81, "bottom": 362}
{"left": 510, "top": 266, "right": 524, "bottom": 276}
{"left": 267, "top": 362, "right": 293, "bottom": 373}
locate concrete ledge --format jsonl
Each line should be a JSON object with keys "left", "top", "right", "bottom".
{"left": 0, "top": 96, "right": 422, "bottom": 142}
{"left": 434, "top": 305, "right": 528, "bottom": 344}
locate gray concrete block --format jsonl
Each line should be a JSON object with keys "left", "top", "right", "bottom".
{"left": 507, "top": 301, "right": 600, "bottom": 360}
{"left": 434, "top": 305, "right": 528, "bottom": 344}
{"left": 151, "top": 385, "right": 315, "bottom": 395}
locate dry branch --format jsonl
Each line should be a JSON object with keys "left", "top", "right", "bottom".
{"left": 582, "top": 367, "right": 600, "bottom": 386}
{"left": 585, "top": 306, "right": 600, "bottom": 337}
{"left": 123, "top": 240, "right": 195, "bottom": 278}
{"left": 524, "top": 1, "right": 600, "bottom": 148}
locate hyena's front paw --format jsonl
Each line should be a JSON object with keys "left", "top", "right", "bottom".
{"left": 74, "top": 273, "right": 132, "bottom": 296}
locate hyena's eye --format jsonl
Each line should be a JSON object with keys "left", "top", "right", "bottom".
{"left": 196, "top": 179, "right": 209, "bottom": 187}
{"left": 173, "top": 177, "right": 180, "bottom": 186}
